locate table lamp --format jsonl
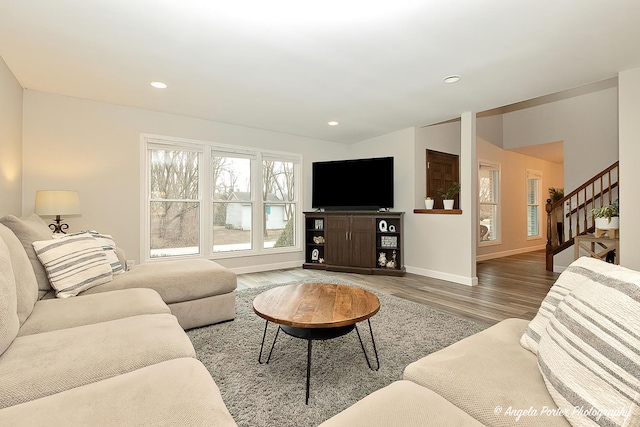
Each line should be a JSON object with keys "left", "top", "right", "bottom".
{"left": 34, "top": 190, "right": 81, "bottom": 233}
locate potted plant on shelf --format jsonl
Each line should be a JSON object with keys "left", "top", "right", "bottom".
{"left": 591, "top": 199, "right": 619, "bottom": 233}
{"left": 437, "top": 182, "right": 461, "bottom": 210}
{"left": 424, "top": 197, "right": 434, "bottom": 210}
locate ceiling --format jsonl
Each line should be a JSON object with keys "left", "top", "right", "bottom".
{"left": 1, "top": 1, "right": 639, "bottom": 144}
{"left": 508, "top": 141, "right": 564, "bottom": 165}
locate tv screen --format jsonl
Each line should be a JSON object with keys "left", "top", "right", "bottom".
{"left": 312, "top": 157, "right": 394, "bottom": 210}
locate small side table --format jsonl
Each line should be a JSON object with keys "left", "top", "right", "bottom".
{"left": 574, "top": 234, "right": 619, "bottom": 264}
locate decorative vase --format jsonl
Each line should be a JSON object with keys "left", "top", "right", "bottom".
{"left": 424, "top": 199, "right": 434, "bottom": 209}
{"left": 595, "top": 217, "right": 619, "bottom": 230}
{"left": 443, "top": 199, "right": 454, "bottom": 210}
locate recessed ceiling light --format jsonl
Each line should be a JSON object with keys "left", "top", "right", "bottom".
{"left": 328, "top": 121, "right": 339, "bottom": 126}
{"left": 150, "top": 81, "right": 168, "bottom": 89}
{"left": 443, "top": 75, "right": 461, "bottom": 84}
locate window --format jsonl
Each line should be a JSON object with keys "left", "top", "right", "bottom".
{"left": 262, "top": 158, "right": 296, "bottom": 249}
{"left": 149, "top": 147, "right": 201, "bottom": 257}
{"left": 144, "top": 136, "right": 300, "bottom": 260}
{"left": 527, "top": 170, "right": 542, "bottom": 238}
{"left": 478, "top": 162, "right": 500, "bottom": 244}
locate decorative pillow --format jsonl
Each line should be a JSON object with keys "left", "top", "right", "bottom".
{"left": 0, "top": 214, "right": 54, "bottom": 296}
{"left": 32, "top": 233, "right": 113, "bottom": 298}
{"left": 0, "top": 224, "right": 39, "bottom": 326}
{"left": 537, "top": 265, "right": 640, "bottom": 427}
{"left": 61, "top": 231, "right": 125, "bottom": 275}
{"left": 520, "top": 257, "right": 619, "bottom": 355}
{"left": 87, "top": 231, "right": 124, "bottom": 275}
{"left": 0, "top": 236, "right": 20, "bottom": 355}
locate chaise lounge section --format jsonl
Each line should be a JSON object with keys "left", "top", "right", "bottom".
{"left": 0, "top": 214, "right": 237, "bottom": 329}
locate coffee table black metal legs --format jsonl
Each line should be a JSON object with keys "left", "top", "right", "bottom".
{"left": 355, "top": 319, "right": 380, "bottom": 371}
{"left": 257, "top": 319, "right": 380, "bottom": 404}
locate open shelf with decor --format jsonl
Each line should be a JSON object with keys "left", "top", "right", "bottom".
{"left": 304, "top": 213, "right": 326, "bottom": 269}
{"left": 374, "top": 214, "right": 404, "bottom": 275}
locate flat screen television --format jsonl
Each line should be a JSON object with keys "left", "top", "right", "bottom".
{"left": 312, "top": 157, "right": 394, "bottom": 210}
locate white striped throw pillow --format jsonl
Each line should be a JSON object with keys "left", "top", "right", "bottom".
{"left": 520, "top": 257, "right": 619, "bottom": 355}
{"left": 537, "top": 264, "right": 640, "bottom": 427}
{"left": 87, "top": 231, "right": 124, "bottom": 275}
{"left": 32, "top": 233, "right": 113, "bottom": 298}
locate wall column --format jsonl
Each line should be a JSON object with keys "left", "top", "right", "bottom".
{"left": 461, "top": 111, "right": 478, "bottom": 284}
{"left": 619, "top": 67, "right": 640, "bottom": 270}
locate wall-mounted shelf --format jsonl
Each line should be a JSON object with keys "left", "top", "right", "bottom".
{"left": 413, "top": 209, "right": 462, "bottom": 215}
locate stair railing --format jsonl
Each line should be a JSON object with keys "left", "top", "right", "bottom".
{"left": 545, "top": 161, "right": 619, "bottom": 271}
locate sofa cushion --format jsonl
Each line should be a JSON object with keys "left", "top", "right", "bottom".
{"left": 404, "top": 318, "right": 570, "bottom": 427}
{"left": 537, "top": 264, "right": 640, "bottom": 427}
{"left": 318, "top": 380, "right": 484, "bottom": 427}
{"left": 33, "top": 233, "right": 113, "bottom": 298}
{"left": 0, "top": 358, "right": 237, "bottom": 427}
{"left": 520, "top": 257, "right": 618, "bottom": 355}
{"left": 81, "top": 258, "right": 237, "bottom": 303}
{"left": 18, "top": 288, "right": 171, "bottom": 336}
{"left": 0, "top": 313, "right": 195, "bottom": 409}
{"left": 0, "top": 214, "right": 53, "bottom": 297}
{"left": 0, "top": 235, "right": 19, "bottom": 355}
{"left": 0, "top": 224, "right": 38, "bottom": 326}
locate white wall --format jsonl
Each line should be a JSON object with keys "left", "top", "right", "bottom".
{"left": 0, "top": 56, "right": 23, "bottom": 217}
{"left": 349, "top": 127, "right": 415, "bottom": 214}
{"left": 502, "top": 86, "right": 618, "bottom": 192}
{"left": 407, "top": 117, "right": 477, "bottom": 285}
{"left": 619, "top": 67, "right": 640, "bottom": 270}
{"left": 476, "top": 138, "right": 563, "bottom": 260}
{"left": 22, "top": 90, "right": 349, "bottom": 270}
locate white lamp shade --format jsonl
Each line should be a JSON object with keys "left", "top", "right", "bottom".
{"left": 34, "top": 191, "right": 81, "bottom": 216}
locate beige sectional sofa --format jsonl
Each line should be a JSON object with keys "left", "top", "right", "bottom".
{"left": 0, "top": 219, "right": 238, "bottom": 425}
{"left": 0, "top": 214, "right": 237, "bottom": 329}
{"left": 321, "top": 256, "right": 639, "bottom": 427}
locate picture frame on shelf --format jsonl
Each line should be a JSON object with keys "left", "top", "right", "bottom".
{"left": 314, "top": 219, "right": 324, "bottom": 230}
{"left": 380, "top": 235, "right": 397, "bottom": 248}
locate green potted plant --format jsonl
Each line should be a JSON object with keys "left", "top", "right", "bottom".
{"left": 548, "top": 187, "right": 564, "bottom": 203}
{"left": 437, "top": 182, "right": 461, "bottom": 210}
{"left": 424, "top": 196, "right": 434, "bottom": 210}
{"left": 591, "top": 199, "right": 619, "bottom": 231}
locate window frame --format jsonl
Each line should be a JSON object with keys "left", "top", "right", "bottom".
{"left": 141, "top": 134, "right": 302, "bottom": 262}
{"left": 477, "top": 160, "right": 501, "bottom": 247}
{"left": 526, "top": 169, "right": 543, "bottom": 240}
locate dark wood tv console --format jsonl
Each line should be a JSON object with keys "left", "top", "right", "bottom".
{"left": 303, "top": 211, "right": 405, "bottom": 276}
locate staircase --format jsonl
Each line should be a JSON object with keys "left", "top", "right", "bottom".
{"left": 545, "top": 161, "right": 619, "bottom": 271}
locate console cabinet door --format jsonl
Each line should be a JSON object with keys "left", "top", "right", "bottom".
{"left": 325, "top": 216, "right": 351, "bottom": 266}
{"left": 325, "top": 215, "right": 375, "bottom": 268}
{"left": 349, "top": 216, "right": 375, "bottom": 268}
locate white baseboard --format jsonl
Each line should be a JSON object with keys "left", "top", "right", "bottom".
{"left": 231, "top": 260, "right": 479, "bottom": 287}
{"left": 230, "top": 260, "right": 302, "bottom": 275}
{"left": 553, "top": 264, "right": 569, "bottom": 273}
{"left": 405, "top": 266, "right": 478, "bottom": 287}
{"left": 476, "top": 244, "right": 546, "bottom": 262}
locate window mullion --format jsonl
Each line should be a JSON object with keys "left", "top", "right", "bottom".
{"left": 201, "top": 145, "right": 211, "bottom": 257}
{"left": 254, "top": 153, "right": 264, "bottom": 252}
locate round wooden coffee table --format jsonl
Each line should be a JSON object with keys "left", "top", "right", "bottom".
{"left": 253, "top": 283, "right": 380, "bottom": 404}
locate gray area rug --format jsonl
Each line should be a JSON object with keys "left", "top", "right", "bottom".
{"left": 187, "top": 278, "right": 486, "bottom": 427}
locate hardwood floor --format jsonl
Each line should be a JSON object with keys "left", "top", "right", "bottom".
{"left": 237, "top": 250, "right": 559, "bottom": 327}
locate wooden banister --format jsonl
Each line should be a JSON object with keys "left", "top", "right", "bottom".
{"left": 545, "top": 161, "right": 619, "bottom": 271}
